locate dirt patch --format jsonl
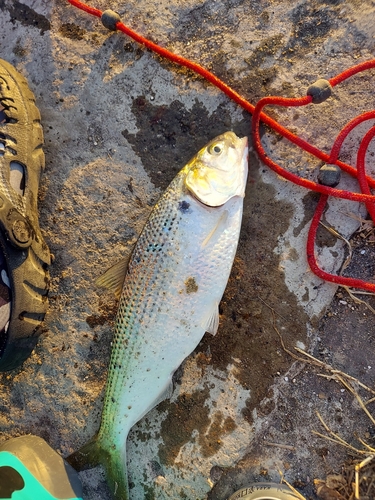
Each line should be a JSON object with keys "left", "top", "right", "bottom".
{"left": 2, "top": 0, "right": 50, "bottom": 34}
{"left": 209, "top": 226, "right": 375, "bottom": 500}
{"left": 158, "top": 387, "right": 211, "bottom": 465}
{"left": 59, "top": 23, "right": 86, "bottom": 41}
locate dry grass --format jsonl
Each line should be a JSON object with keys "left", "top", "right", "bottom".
{"left": 295, "top": 347, "right": 375, "bottom": 500}
{"left": 262, "top": 296, "right": 375, "bottom": 499}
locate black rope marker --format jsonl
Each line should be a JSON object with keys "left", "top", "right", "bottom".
{"left": 307, "top": 79, "right": 332, "bottom": 104}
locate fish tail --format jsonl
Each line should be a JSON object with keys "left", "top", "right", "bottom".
{"left": 66, "top": 434, "right": 130, "bottom": 500}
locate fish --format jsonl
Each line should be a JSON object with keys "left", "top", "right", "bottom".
{"left": 67, "top": 131, "right": 248, "bottom": 499}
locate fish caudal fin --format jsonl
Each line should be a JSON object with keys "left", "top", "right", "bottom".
{"left": 66, "top": 435, "right": 130, "bottom": 500}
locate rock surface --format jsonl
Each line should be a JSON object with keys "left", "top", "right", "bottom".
{"left": 1, "top": 1, "right": 375, "bottom": 499}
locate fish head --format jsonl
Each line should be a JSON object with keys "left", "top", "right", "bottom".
{"left": 185, "top": 131, "right": 248, "bottom": 207}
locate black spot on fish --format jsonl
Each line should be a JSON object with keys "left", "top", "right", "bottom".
{"left": 146, "top": 243, "right": 158, "bottom": 252}
{"left": 111, "top": 397, "right": 116, "bottom": 403}
{"left": 178, "top": 200, "right": 191, "bottom": 213}
{"left": 185, "top": 277, "right": 198, "bottom": 294}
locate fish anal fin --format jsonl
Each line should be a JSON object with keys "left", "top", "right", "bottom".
{"left": 153, "top": 380, "right": 173, "bottom": 408}
{"left": 95, "top": 257, "right": 130, "bottom": 299}
{"left": 202, "top": 302, "right": 220, "bottom": 335}
{"left": 66, "top": 434, "right": 101, "bottom": 472}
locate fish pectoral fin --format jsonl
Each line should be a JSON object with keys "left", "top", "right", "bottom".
{"left": 202, "top": 302, "right": 220, "bottom": 335}
{"left": 95, "top": 257, "right": 130, "bottom": 299}
{"left": 202, "top": 210, "right": 229, "bottom": 248}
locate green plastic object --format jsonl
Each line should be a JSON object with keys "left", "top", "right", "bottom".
{"left": 0, "top": 436, "right": 83, "bottom": 500}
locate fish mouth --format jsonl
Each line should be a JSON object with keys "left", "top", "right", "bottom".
{"left": 237, "top": 135, "right": 249, "bottom": 161}
{"left": 220, "top": 132, "right": 249, "bottom": 198}
{"left": 237, "top": 135, "right": 248, "bottom": 154}
{"left": 220, "top": 132, "right": 249, "bottom": 199}
{"left": 228, "top": 132, "right": 249, "bottom": 168}
{"left": 223, "top": 131, "right": 248, "bottom": 154}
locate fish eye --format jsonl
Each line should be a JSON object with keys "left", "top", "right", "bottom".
{"left": 208, "top": 142, "right": 223, "bottom": 155}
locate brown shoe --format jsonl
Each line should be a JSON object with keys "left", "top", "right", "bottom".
{"left": 0, "top": 58, "right": 50, "bottom": 371}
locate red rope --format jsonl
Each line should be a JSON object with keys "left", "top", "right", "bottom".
{"left": 66, "top": 0, "right": 375, "bottom": 292}
{"left": 306, "top": 194, "right": 375, "bottom": 293}
{"left": 329, "top": 111, "right": 375, "bottom": 172}
{"left": 251, "top": 98, "right": 375, "bottom": 202}
{"left": 329, "top": 59, "right": 375, "bottom": 87}
{"left": 356, "top": 126, "right": 375, "bottom": 221}
{"left": 67, "top": 0, "right": 101, "bottom": 17}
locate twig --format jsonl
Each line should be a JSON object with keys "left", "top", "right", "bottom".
{"left": 264, "top": 441, "right": 296, "bottom": 451}
{"left": 355, "top": 456, "right": 375, "bottom": 500}
{"left": 364, "top": 473, "right": 375, "bottom": 498}
{"left": 355, "top": 434, "right": 375, "bottom": 454}
{"left": 331, "top": 371, "right": 375, "bottom": 397}
{"left": 314, "top": 412, "right": 366, "bottom": 455}
{"left": 258, "top": 297, "right": 306, "bottom": 363}
{"left": 278, "top": 470, "right": 306, "bottom": 500}
{"left": 295, "top": 347, "right": 375, "bottom": 397}
{"left": 312, "top": 430, "right": 367, "bottom": 456}
{"left": 315, "top": 410, "right": 332, "bottom": 433}
{"left": 258, "top": 296, "right": 288, "bottom": 322}
{"left": 317, "top": 372, "right": 375, "bottom": 399}
{"left": 335, "top": 374, "right": 375, "bottom": 428}
{"left": 345, "top": 289, "right": 375, "bottom": 297}
{"left": 319, "top": 221, "right": 352, "bottom": 272}
{"left": 340, "top": 211, "right": 374, "bottom": 232}
{"left": 294, "top": 347, "right": 337, "bottom": 371}
{"left": 343, "top": 286, "right": 375, "bottom": 316}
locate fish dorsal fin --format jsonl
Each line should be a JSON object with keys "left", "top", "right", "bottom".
{"left": 95, "top": 257, "right": 130, "bottom": 299}
{"left": 202, "top": 210, "right": 229, "bottom": 248}
{"left": 202, "top": 302, "right": 220, "bottom": 335}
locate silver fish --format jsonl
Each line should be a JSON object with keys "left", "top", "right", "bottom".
{"left": 68, "top": 131, "right": 248, "bottom": 499}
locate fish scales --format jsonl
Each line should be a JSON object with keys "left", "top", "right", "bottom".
{"left": 100, "top": 170, "right": 243, "bottom": 443}
{"left": 67, "top": 132, "right": 248, "bottom": 499}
